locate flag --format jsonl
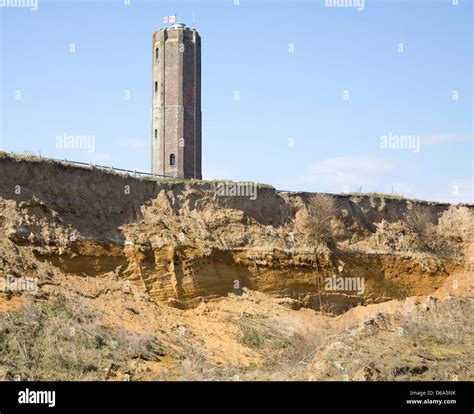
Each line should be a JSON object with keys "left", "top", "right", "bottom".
{"left": 163, "top": 15, "right": 176, "bottom": 23}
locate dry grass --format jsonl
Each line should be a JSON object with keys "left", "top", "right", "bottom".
{"left": 0, "top": 295, "right": 164, "bottom": 380}
{"left": 348, "top": 192, "right": 408, "bottom": 200}
{"left": 293, "top": 297, "right": 473, "bottom": 381}
{"left": 238, "top": 315, "right": 293, "bottom": 350}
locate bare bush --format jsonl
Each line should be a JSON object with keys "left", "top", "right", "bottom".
{"left": 405, "top": 204, "right": 434, "bottom": 235}
{"left": 299, "top": 194, "right": 335, "bottom": 245}
{"left": 404, "top": 204, "right": 436, "bottom": 250}
{"left": 404, "top": 204, "right": 461, "bottom": 255}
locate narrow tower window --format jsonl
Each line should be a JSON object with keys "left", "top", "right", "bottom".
{"left": 154, "top": 129, "right": 157, "bottom": 139}
{"left": 170, "top": 154, "right": 176, "bottom": 166}
{"left": 154, "top": 81, "right": 158, "bottom": 93}
{"left": 155, "top": 48, "right": 159, "bottom": 62}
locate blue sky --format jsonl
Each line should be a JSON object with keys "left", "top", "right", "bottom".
{"left": 0, "top": 0, "right": 472, "bottom": 202}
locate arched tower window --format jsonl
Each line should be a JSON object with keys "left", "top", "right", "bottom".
{"left": 155, "top": 48, "right": 159, "bottom": 62}
{"left": 154, "top": 129, "right": 157, "bottom": 139}
{"left": 170, "top": 154, "right": 176, "bottom": 166}
{"left": 154, "top": 81, "right": 158, "bottom": 93}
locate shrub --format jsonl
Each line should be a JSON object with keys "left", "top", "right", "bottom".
{"left": 299, "top": 194, "right": 335, "bottom": 245}
{"left": 404, "top": 204, "right": 436, "bottom": 250}
{"left": 0, "top": 295, "right": 164, "bottom": 380}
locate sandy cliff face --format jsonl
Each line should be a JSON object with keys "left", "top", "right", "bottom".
{"left": 0, "top": 153, "right": 472, "bottom": 312}
{"left": 0, "top": 153, "right": 474, "bottom": 381}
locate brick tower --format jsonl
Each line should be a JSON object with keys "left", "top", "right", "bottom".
{"left": 151, "top": 23, "right": 202, "bottom": 179}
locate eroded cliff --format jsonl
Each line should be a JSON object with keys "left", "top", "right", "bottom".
{"left": 0, "top": 152, "right": 472, "bottom": 313}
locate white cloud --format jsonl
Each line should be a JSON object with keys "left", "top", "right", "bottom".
{"left": 203, "top": 165, "right": 233, "bottom": 180}
{"left": 119, "top": 137, "right": 146, "bottom": 150}
{"left": 416, "top": 178, "right": 474, "bottom": 204}
{"left": 89, "top": 152, "right": 112, "bottom": 164}
{"left": 300, "top": 155, "right": 396, "bottom": 189}
{"left": 421, "top": 133, "right": 473, "bottom": 146}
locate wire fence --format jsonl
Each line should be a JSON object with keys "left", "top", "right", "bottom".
{"left": 7, "top": 152, "right": 318, "bottom": 192}
{"left": 10, "top": 152, "right": 179, "bottom": 179}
